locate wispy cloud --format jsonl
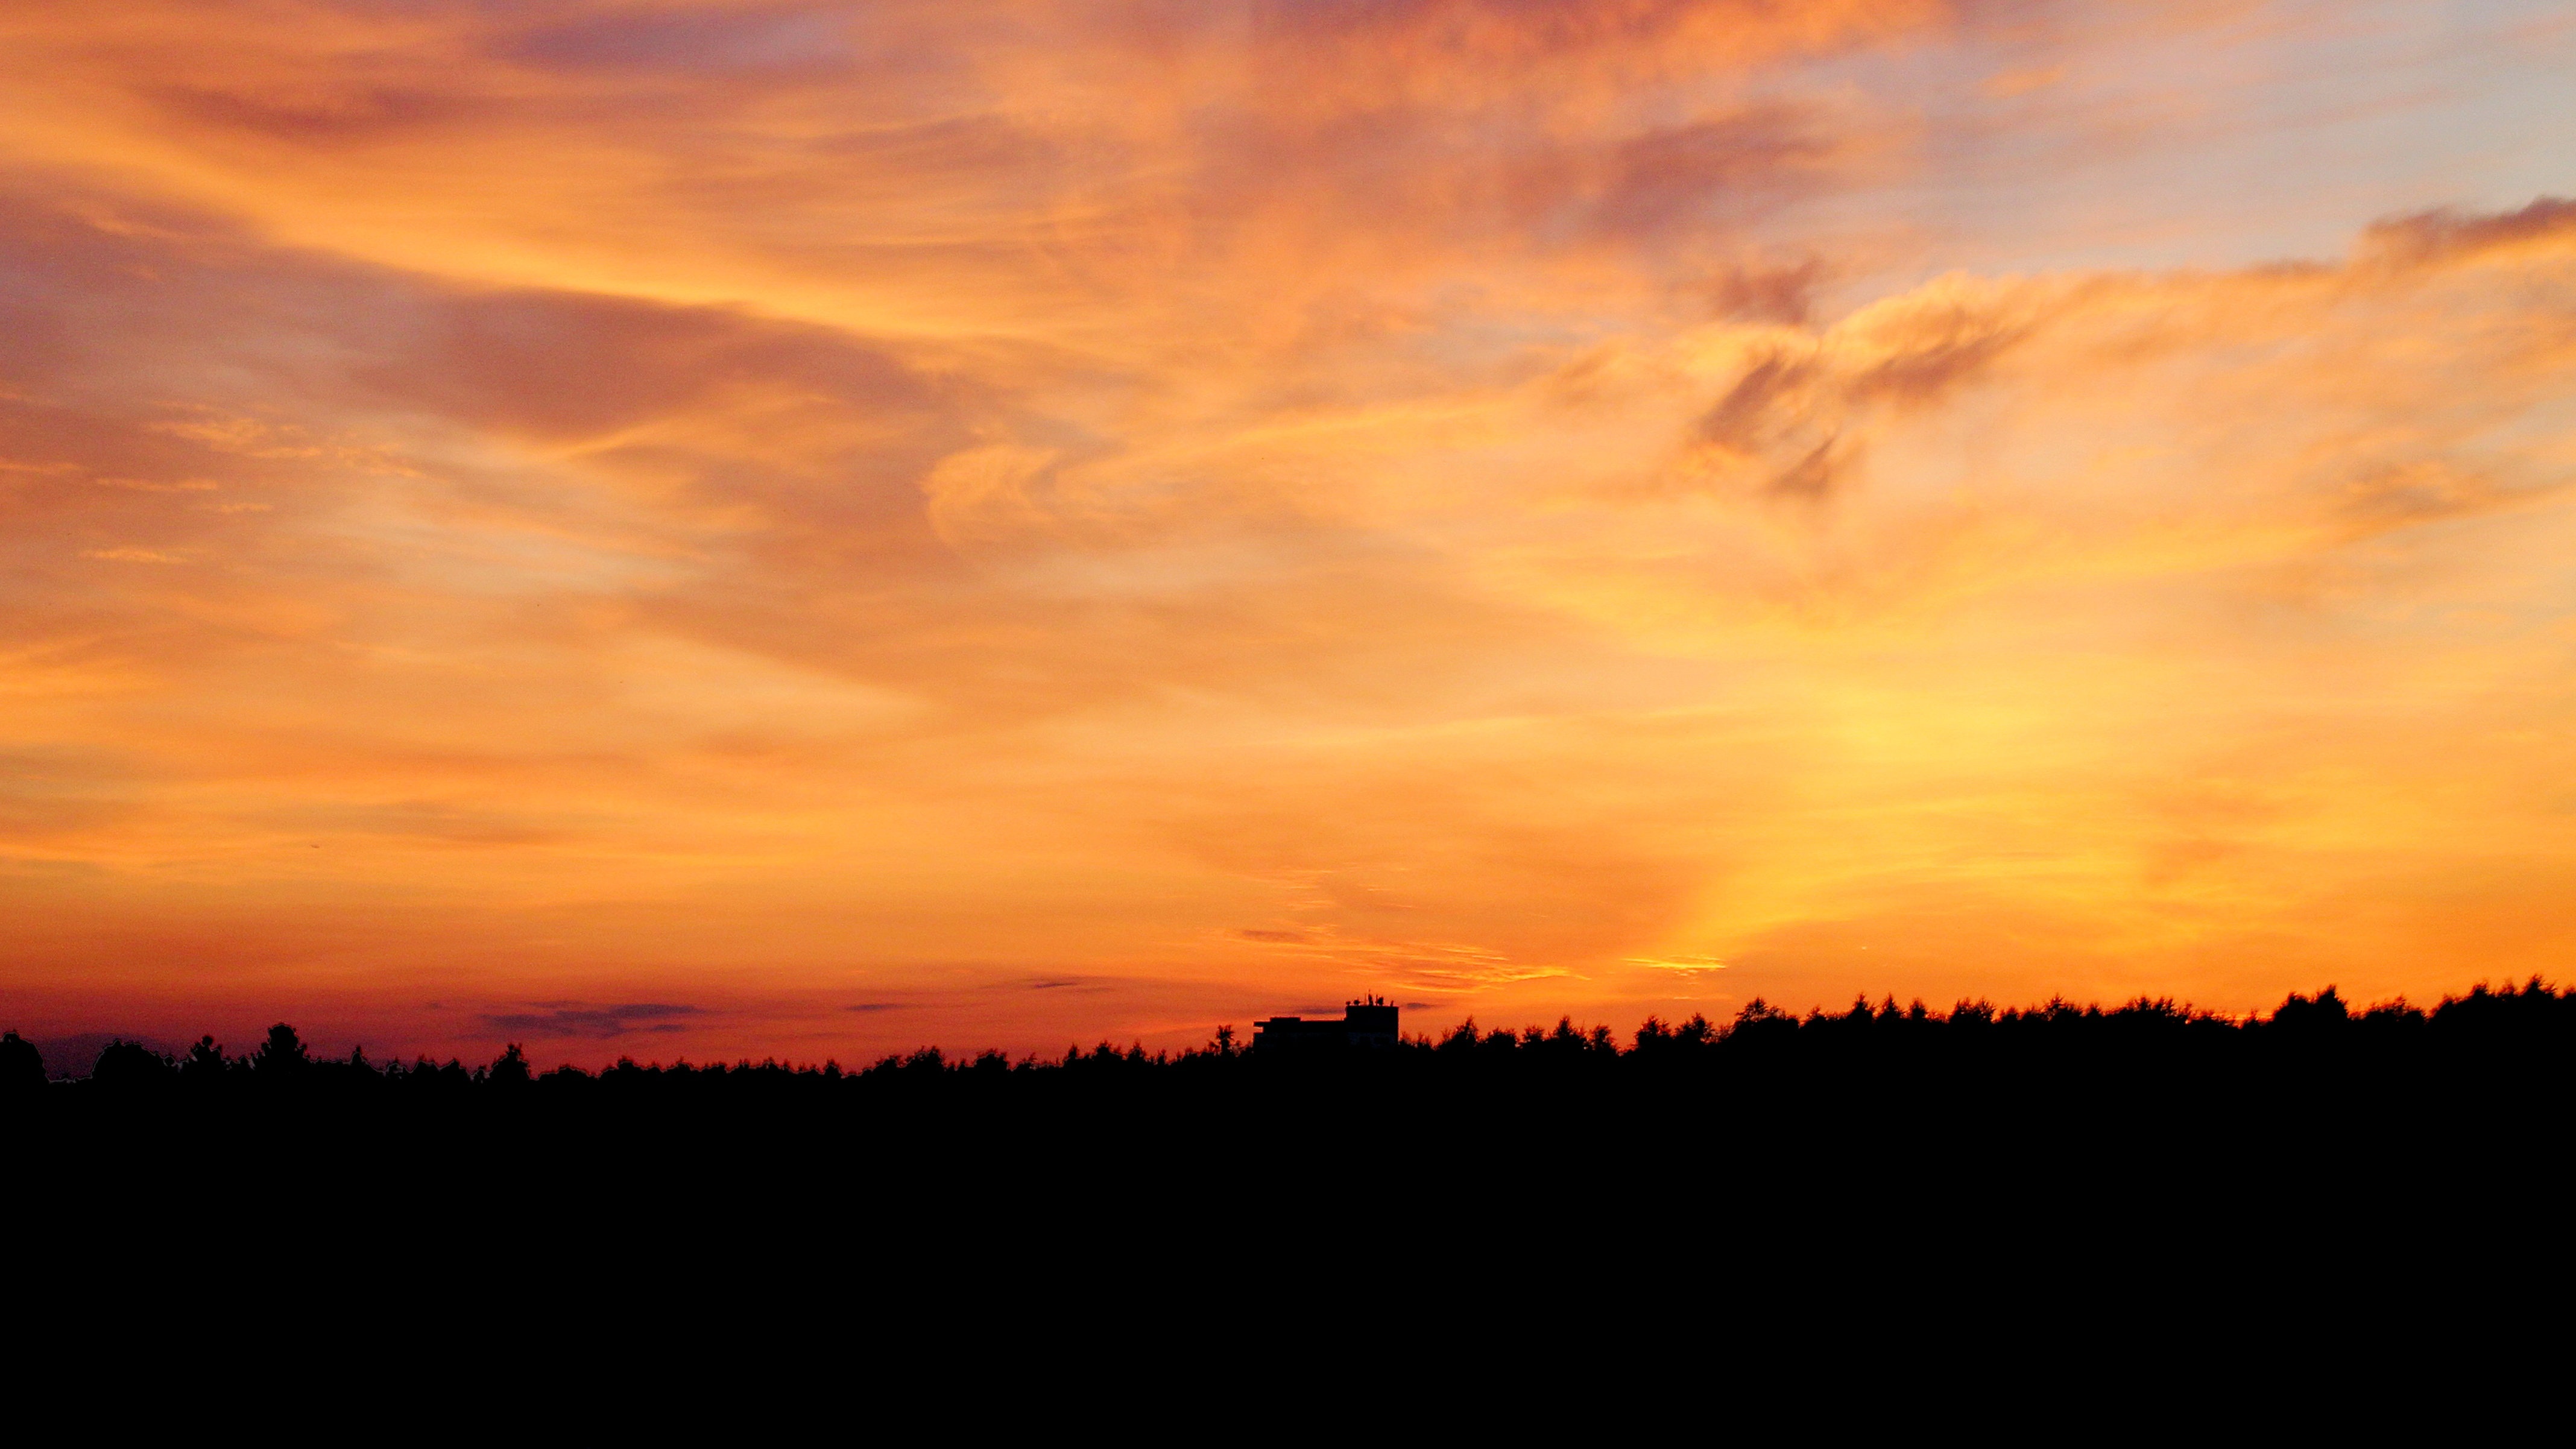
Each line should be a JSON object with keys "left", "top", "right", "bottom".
{"left": 1628, "top": 956, "right": 1729, "bottom": 975}
{"left": 478, "top": 1004, "right": 701, "bottom": 1040}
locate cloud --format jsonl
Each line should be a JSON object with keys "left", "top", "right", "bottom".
{"left": 1627, "top": 955, "right": 1729, "bottom": 974}
{"left": 355, "top": 285, "right": 941, "bottom": 445}
{"left": 1844, "top": 302, "right": 2033, "bottom": 406}
{"left": 78, "top": 548, "right": 185, "bottom": 564}
{"left": 1589, "top": 108, "right": 1835, "bottom": 238}
{"left": 1697, "top": 258, "right": 1825, "bottom": 324}
{"left": 921, "top": 443, "right": 1063, "bottom": 547}
{"left": 498, "top": 8, "right": 854, "bottom": 77}
{"left": 152, "top": 83, "right": 476, "bottom": 145}
{"left": 478, "top": 1003, "right": 702, "bottom": 1039}
{"left": 257, "top": 801, "right": 573, "bottom": 847}
{"left": 1696, "top": 352, "right": 1817, "bottom": 453}
{"left": 2361, "top": 197, "right": 2576, "bottom": 269}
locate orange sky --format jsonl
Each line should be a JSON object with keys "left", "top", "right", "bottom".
{"left": 5, "top": 0, "right": 2575, "bottom": 1067}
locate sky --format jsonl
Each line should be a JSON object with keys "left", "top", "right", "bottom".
{"left": 4, "top": 0, "right": 2574, "bottom": 1068}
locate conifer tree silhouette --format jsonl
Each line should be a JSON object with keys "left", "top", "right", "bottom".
{"left": 251, "top": 1023, "right": 309, "bottom": 1077}
{"left": 183, "top": 1035, "right": 227, "bottom": 1081}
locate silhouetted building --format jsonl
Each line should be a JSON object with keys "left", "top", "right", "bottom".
{"left": 1252, "top": 997, "right": 1398, "bottom": 1054}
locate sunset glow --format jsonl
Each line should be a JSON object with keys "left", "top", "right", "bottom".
{"left": 5, "top": 0, "right": 2574, "bottom": 1065}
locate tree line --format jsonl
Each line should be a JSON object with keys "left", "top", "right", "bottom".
{"left": 8, "top": 977, "right": 2571, "bottom": 1106}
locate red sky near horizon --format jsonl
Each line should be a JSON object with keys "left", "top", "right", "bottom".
{"left": 5, "top": 0, "right": 2575, "bottom": 1070}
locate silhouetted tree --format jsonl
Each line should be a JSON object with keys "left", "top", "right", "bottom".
{"left": 92, "top": 1040, "right": 174, "bottom": 1090}
{"left": 1729, "top": 997, "right": 1797, "bottom": 1050}
{"left": 487, "top": 1043, "right": 531, "bottom": 1086}
{"left": 2272, "top": 986, "right": 2351, "bottom": 1031}
{"left": 251, "top": 1023, "right": 309, "bottom": 1077}
{"left": 1, "top": 1030, "right": 41, "bottom": 1096}
{"left": 183, "top": 1035, "right": 227, "bottom": 1081}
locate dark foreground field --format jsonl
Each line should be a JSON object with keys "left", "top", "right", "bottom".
{"left": 7, "top": 981, "right": 2571, "bottom": 1399}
